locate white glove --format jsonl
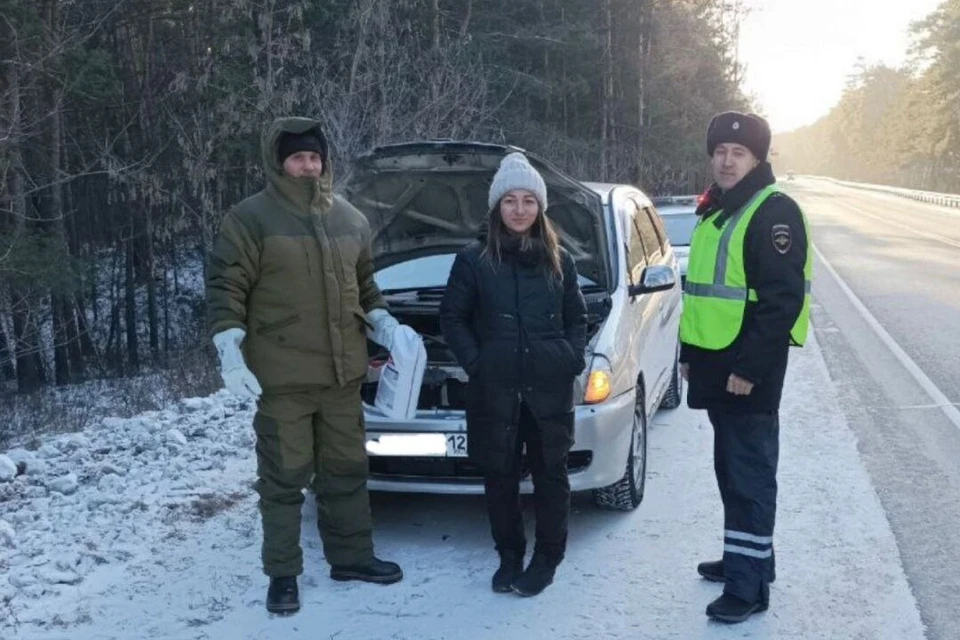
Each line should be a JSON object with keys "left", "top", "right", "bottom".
{"left": 366, "top": 308, "right": 401, "bottom": 351}
{"left": 212, "top": 328, "right": 262, "bottom": 401}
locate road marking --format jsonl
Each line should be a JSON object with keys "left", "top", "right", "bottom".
{"left": 802, "top": 176, "right": 960, "bottom": 221}
{"left": 814, "top": 245, "right": 960, "bottom": 432}
{"left": 831, "top": 191, "right": 960, "bottom": 250}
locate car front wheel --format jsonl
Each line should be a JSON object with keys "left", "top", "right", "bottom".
{"left": 593, "top": 383, "right": 647, "bottom": 511}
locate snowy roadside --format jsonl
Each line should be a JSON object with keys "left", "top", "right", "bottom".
{"left": 0, "top": 394, "right": 258, "bottom": 635}
{"left": 1, "top": 331, "right": 927, "bottom": 640}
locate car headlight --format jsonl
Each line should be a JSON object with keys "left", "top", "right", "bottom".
{"left": 583, "top": 355, "right": 612, "bottom": 404}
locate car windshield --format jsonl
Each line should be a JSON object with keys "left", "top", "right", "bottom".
{"left": 659, "top": 211, "right": 699, "bottom": 247}
{"left": 375, "top": 254, "right": 598, "bottom": 294}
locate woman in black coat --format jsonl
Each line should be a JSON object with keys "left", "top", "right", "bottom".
{"left": 440, "top": 152, "right": 588, "bottom": 596}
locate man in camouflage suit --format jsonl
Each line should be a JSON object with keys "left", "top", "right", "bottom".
{"left": 206, "top": 117, "right": 416, "bottom": 614}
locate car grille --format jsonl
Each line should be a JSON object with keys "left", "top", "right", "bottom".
{"left": 369, "top": 451, "right": 594, "bottom": 483}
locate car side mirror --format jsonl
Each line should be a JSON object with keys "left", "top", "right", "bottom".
{"left": 628, "top": 264, "right": 676, "bottom": 297}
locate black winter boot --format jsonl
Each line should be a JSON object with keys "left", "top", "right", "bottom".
{"left": 492, "top": 551, "right": 525, "bottom": 593}
{"left": 511, "top": 553, "right": 557, "bottom": 597}
{"left": 705, "top": 592, "right": 768, "bottom": 623}
{"left": 697, "top": 560, "right": 725, "bottom": 583}
{"left": 330, "top": 557, "right": 403, "bottom": 584}
{"left": 266, "top": 576, "right": 300, "bottom": 614}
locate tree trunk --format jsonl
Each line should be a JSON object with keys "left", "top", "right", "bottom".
{"left": 600, "top": 0, "right": 613, "bottom": 181}
{"left": 430, "top": 0, "right": 441, "bottom": 106}
{"left": 124, "top": 237, "right": 139, "bottom": 371}
{"left": 91, "top": 258, "right": 99, "bottom": 325}
{"left": 108, "top": 300, "right": 121, "bottom": 374}
{"left": 162, "top": 244, "right": 170, "bottom": 362}
{"left": 61, "top": 121, "right": 85, "bottom": 380}
{"left": 146, "top": 206, "right": 159, "bottom": 361}
{"left": 540, "top": 0, "right": 550, "bottom": 124}
{"left": 0, "top": 321, "right": 16, "bottom": 381}
{"left": 172, "top": 232, "right": 180, "bottom": 294}
{"left": 263, "top": 0, "right": 275, "bottom": 106}
{"left": 2, "top": 14, "right": 25, "bottom": 234}
{"left": 348, "top": 0, "right": 371, "bottom": 95}
{"left": 74, "top": 295, "right": 97, "bottom": 361}
{"left": 52, "top": 294, "right": 70, "bottom": 385}
{"left": 47, "top": 0, "right": 72, "bottom": 385}
{"left": 106, "top": 254, "right": 121, "bottom": 372}
{"left": 459, "top": 0, "right": 472, "bottom": 39}
{"left": 560, "top": 5, "right": 568, "bottom": 138}
{"left": 636, "top": 0, "right": 649, "bottom": 185}
{"left": 64, "top": 298, "right": 84, "bottom": 379}
{"left": 4, "top": 23, "right": 43, "bottom": 393}
{"left": 12, "top": 292, "right": 44, "bottom": 393}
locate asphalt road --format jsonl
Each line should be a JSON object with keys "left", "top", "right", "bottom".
{"left": 782, "top": 177, "right": 960, "bottom": 640}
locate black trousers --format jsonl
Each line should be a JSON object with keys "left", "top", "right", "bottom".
{"left": 709, "top": 410, "right": 779, "bottom": 604}
{"left": 483, "top": 401, "right": 571, "bottom": 564}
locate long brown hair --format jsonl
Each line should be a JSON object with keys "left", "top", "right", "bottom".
{"left": 482, "top": 202, "right": 564, "bottom": 280}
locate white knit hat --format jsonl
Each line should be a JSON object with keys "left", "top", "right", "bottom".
{"left": 488, "top": 152, "right": 548, "bottom": 212}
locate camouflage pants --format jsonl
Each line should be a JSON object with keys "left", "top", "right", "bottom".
{"left": 253, "top": 382, "right": 373, "bottom": 577}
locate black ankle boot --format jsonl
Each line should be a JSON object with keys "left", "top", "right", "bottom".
{"left": 697, "top": 559, "right": 725, "bottom": 582}
{"left": 492, "top": 551, "right": 525, "bottom": 593}
{"left": 330, "top": 557, "right": 403, "bottom": 584}
{"left": 511, "top": 553, "right": 557, "bottom": 597}
{"left": 705, "top": 592, "right": 769, "bottom": 623}
{"left": 266, "top": 576, "right": 300, "bottom": 614}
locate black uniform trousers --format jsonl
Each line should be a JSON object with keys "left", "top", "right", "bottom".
{"left": 709, "top": 409, "right": 779, "bottom": 604}
{"left": 483, "top": 401, "right": 570, "bottom": 565}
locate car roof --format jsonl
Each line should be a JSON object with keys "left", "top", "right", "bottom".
{"left": 651, "top": 194, "right": 699, "bottom": 207}
{"left": 656, "top": 204, "right": 698, "bottom": 215}
{"left": 582, "top": 181, "right": 653, "bottom": 207}
{"left": 362, "top": 139, "right": 524, "bottom": 158}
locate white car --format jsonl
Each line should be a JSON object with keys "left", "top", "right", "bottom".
{"left": 343, "top": 142, "right": 683, "bottom": 511}
{"left": 651, "top": 195, "right": 701, "bottom": 284}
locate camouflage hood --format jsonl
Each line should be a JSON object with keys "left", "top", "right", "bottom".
{"left": 261, "top": 117, "right": 334, "bottom": 213}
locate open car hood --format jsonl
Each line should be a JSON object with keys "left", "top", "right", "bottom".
{"left": 341, "top": 141, "right": 611, "bottom": 289}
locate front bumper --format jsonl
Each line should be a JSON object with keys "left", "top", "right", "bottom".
{"left": 362, "top": 389, "right": 635, "bottom": 495}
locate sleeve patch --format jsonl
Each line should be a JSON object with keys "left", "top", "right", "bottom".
{"left": 772, "top": 224, "right": 792, "bottom": 254}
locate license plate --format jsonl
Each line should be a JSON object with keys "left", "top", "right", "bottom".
{"left": 445, "top": 433, "right": 468, "bottom": 457}
{"left": 366, "top": 432, "right": 468, "bottom": 457}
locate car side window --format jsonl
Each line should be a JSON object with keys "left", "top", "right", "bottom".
{"left": 644, "top": 207, "right": 670, "bottom": 254}
{"left": 624, "top": 200, "right": 646, "bottom": 284}
{"left": 633, "top": 201, "right": 662, "bottom": 264}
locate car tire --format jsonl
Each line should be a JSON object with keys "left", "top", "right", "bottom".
{"left": 660, "top": 350, "right": 683, "bottom": 410}
{"left": 593, "top": 384, "right": 647, "bottom": 511}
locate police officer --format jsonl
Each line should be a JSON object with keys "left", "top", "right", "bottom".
{"left": 679, "top": 111, "right": 811, "bottom": 623}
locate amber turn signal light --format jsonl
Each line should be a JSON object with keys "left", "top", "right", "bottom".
{"left": 583, "top": 369, "right": 611, "bottom": 404}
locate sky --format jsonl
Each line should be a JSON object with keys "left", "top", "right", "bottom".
{"left": 738, "top": 0, "right": 945, "bottom": 133}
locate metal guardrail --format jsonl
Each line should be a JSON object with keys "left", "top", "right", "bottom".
{"left": 809, "top": 176, "right": 960, "bottom": 209}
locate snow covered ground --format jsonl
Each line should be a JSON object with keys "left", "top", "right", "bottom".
{"left": 0, "top": 332, "right": 927, "bottom": 640}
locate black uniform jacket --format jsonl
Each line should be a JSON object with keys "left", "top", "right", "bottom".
{"left": 681, "top": 162, "right": 808, "bottom": 413}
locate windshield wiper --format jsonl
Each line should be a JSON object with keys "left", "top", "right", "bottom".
{"left": 579, "top": 284, "right": 609, "bottom": 294}
{"left": 381, "top": 285, "right": 447, "bottom": 296}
